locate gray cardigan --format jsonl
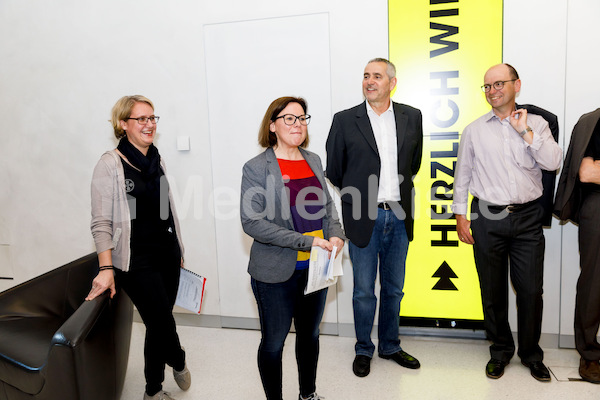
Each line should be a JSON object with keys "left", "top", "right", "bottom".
{"left": 90, "top": 150, "right": 185, "bottom": 272}
{"left": 240, "top": 147, "right": 345, "bottom": 283}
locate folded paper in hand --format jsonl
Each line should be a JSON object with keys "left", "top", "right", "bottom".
{"left": 304, "top": 246, "right": 343, "bottom": 295}
{"left": 176, "top": 268, "right": 206, "bottom": 313}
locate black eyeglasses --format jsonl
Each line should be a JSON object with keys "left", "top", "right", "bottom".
{"left": 273, "top": 114, "right": 311, "bottom": 126}
{"left": 481, "top": 79, "right": 517, "bottom": 93}
{"left": 126, "top": 116, "right": 160, "bottom": 124}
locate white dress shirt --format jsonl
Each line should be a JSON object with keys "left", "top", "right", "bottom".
{"left": 452, "top": 110, "right": 563, "bottom": 215}
{"left": 366, "top": 101, "right": 401, "bottom": 202}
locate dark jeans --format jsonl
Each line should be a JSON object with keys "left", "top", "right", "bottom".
{"left": 471, "top": 198, "right": 545, "bottom": 363}
{"left": 348, "top": 208, "right": 409, "bottom": 357}
{"left": 251, "top": 269, "right": 328, "bottom": 400}
{"left": 117, "top": 240, "right": 185, "bottom": 396}
{"left": 576, "top": 190, "right": 600, "bottom": 361}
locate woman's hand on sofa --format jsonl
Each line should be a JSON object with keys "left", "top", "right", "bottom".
{"left": 86, "top": 269, "right": 116, "bottom": 300}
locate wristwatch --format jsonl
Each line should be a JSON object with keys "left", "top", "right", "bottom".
{"left": 520, "top": 126, "right": 532, "bottom": 136}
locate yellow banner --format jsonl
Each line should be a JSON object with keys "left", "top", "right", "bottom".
{"left": 389, "top": 0, "right": 503, "bottom": 321}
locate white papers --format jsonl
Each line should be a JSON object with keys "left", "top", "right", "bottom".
{"left": 176, "top": 268, "right": 206, "bottom": 313}
{"left": 304, "top": 246, "right": 343, "bottom": 295}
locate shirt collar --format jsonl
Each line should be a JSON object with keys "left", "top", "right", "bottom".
{"left": 486, "top": 106, "right": 518, "bottom": 123}
{"left": 484, "top": 109, "right": 497, "bottom": 122}
{"left": 366, "top": 99, "right": 394, "bottom": 116}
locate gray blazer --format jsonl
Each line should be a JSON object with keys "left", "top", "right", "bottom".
{"left": 241, "top": 147, "right": 345, "bottom": 283}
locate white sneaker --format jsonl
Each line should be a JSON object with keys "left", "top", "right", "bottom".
{"left": 173, "top": 364, "right": 191, "bottom": 390}
{"left": 173, "top": 346, "right": 191, "bottom": 390}
{"left": 143, "top": 391, "right": 175, "bottom": 400}
{"left": 299, "top": 393, "right": 325, "bottom": 400}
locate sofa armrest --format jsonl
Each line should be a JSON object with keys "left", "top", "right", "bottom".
{"left": 48, "top": 290, "right": 132, "bottom": 400}
{"left": 51, "top": 292, "right": 109, "bottom": 348}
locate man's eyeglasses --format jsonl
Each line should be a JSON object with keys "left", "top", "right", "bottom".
{"left": 126, "top": 116, "right": 160, "bottom": 124}
{"left": 481, "top": 79, "right": 517, "bottom": 93}
{"left": 273, "top": 114, "right": 311, "bottom": 126}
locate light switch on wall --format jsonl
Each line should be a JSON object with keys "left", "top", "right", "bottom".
{"left": 177, "top": 136, "right": 190, "bottom": 151}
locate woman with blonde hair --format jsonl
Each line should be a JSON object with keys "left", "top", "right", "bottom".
{"left": 87, "top": 95, "right": 191, "bottom": 400}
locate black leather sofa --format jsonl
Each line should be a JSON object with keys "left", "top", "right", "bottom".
{"left": 0, "top": 253, "right": 133, "bottom": 400}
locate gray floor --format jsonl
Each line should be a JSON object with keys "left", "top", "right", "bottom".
{"left": 121, "top": 323, "right": 600, "bottom": 400}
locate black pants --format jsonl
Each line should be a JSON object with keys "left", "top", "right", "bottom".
{"left": 117, "top": 240, "right": 185, "bottom": 396}
{"left": 576, "top": 190, "right": 600, "bottom": 361}
{"left": 471, "top": 198, "right": 545, "bottom": 363}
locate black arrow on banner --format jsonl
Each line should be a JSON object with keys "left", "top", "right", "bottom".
{"left": 432, "top": 261, "right": 458, "bottom": 290}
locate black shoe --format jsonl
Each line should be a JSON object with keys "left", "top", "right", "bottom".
{"left": 378, "top": 350, "right": 421, "bottom": 369}
{"left": 522, "top": 360, "right": 551, "bottom": 382}
{"left": 486, "top": 358, "right": 507, "bottom": 379}
{"left": 353, "top": 355, "right": 371, "bottom": 377}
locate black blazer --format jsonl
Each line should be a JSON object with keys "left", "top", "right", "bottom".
{"left": 516, "top": 104, "right": 560, "bottom": 227}
{"left": 554, "top": 108, "right": 600, "bottom": 224}
{"left": 326, "top": 101, "right": 423, "bottom": 247}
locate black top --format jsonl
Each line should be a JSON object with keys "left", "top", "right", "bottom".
{"left": 121, "top": 158, "right": 176, "bottom": 269}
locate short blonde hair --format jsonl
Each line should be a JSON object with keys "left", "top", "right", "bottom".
{"left": 258, "top": 97, "right": 309, "bottom": 148}
{"left": 110, "top": 95, "right": 154, "bottom": 139}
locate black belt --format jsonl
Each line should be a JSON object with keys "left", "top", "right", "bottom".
{"left": 474, "top": 197, "right": 539, "bottom": 214}
{"left": 378, "top": 201, "right": 398, "bottom": 210}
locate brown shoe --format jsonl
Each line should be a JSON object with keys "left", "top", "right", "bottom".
{"left": 579, "top": 358, "right": 600, "bottom": 384}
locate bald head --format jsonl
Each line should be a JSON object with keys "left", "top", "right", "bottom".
{"left": 483, "top": 63, "right": 521, "bottom": 115}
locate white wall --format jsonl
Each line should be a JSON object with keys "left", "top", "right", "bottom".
{"left": 203, "top": 13, "right": 336, "bottom": 324}
{"left": 0, "top": 0, "right": 595, "bottom": 345}
{"left": 0, "top": 0, "right": 389, "bottom": 321}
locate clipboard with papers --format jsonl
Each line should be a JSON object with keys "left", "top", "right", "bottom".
{"left": 304, "top": 245, "right": 343, "bottom": 295}
{"left": 175, "top": 268, "right": 206, "bottom": 314}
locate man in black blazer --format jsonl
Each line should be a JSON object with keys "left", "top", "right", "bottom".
{"left": 554, "top": 108, "right": 600, "bottom": 384}
{"left": 326, "top": 58, "right": 423, "bottom": 377}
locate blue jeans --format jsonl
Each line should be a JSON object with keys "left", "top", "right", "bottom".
{"left": 349, "top": 208, "right": 409, "bottom": 357}
{"left": 251, "top": 269, "right": 328, "bottom": 400}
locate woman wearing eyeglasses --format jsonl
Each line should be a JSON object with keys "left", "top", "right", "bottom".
{"left": 241, "top": 96, "right": 345, "bottom": 400}
{"left": 87, "top": 95, "right": 190, "bottom": 400}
